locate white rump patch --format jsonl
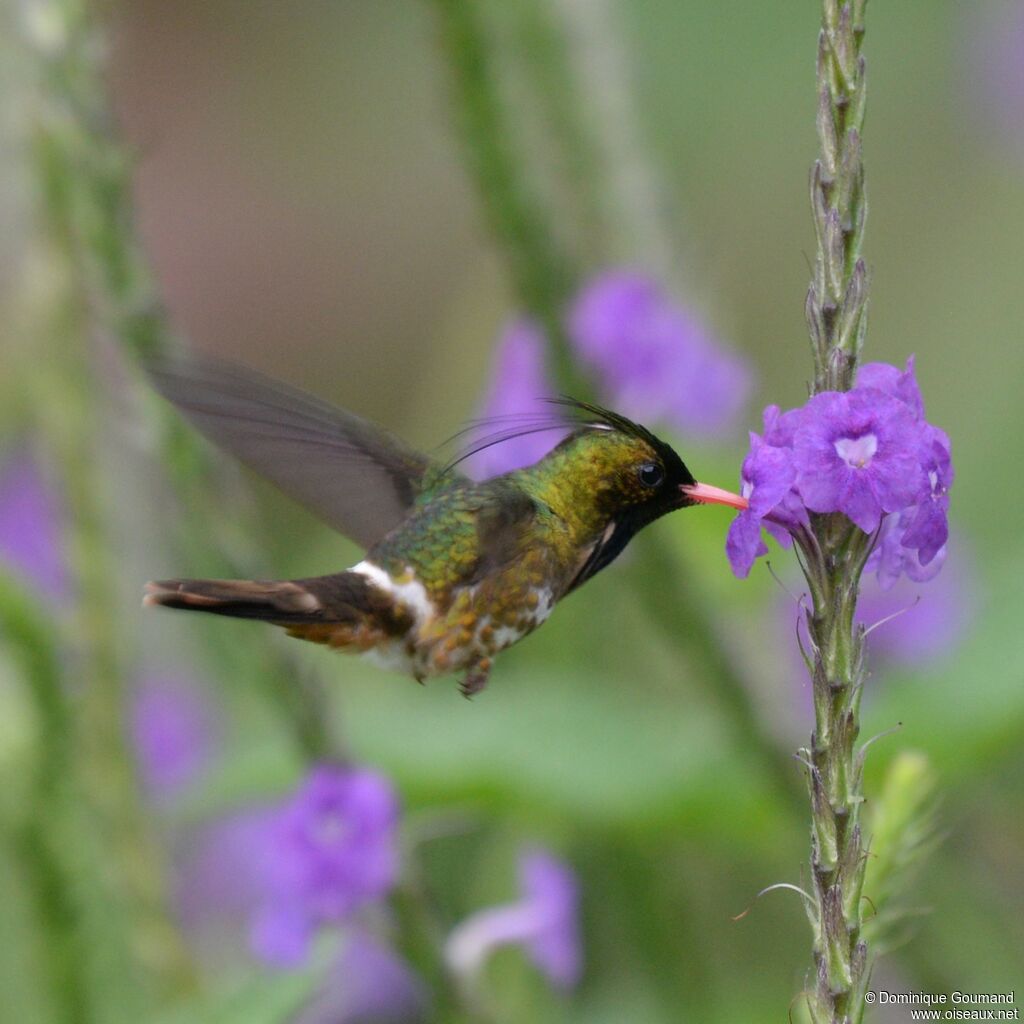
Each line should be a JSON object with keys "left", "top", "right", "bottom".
{"left": 351, "top": 560, "right": 435, "bottom": 627}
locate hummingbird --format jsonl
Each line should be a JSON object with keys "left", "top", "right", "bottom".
{"left": 143, "top": 359, "right": 747, "bottom": 696}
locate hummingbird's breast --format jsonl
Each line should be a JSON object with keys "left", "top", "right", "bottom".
{"left": 345, "top": 550, "right": 560, "bottom": 680}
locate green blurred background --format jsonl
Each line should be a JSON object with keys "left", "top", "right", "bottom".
{"left": 0, "top": 1, "right": 1021, "bottom": 1021}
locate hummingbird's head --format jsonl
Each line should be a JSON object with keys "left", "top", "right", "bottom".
{"left": 534, "top": 400, "right": 747, "bottom": 532}
{"left": 515, "top": 401, "right": 746, "bottom": 589}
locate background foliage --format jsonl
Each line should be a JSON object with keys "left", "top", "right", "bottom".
{"left": 0, "top": 1, "right": 1021, "bottom": 1022}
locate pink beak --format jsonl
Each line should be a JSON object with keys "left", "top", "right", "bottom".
{"left": 680, "top": 481, "right": 749, "bottom": 511}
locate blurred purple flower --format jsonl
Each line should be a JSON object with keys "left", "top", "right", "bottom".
{"left": 793, "top": 388, "right": 928, "bottom": 534}
{"left": 179, "top": 813, "right": 424, "bottom": 1019}
{"left": 445, "top": 848, "right": 582, "bottom": 990}
{"left": 857, "top": 543, "right": 977, "bottom": 667}
{"left": 967, "top": 4, "right": 1024, "bottom": 151}
{"left": 470, "top": 319, "right": 563, "bottom": 479}
{"left": 178, "top": 806, "right": 278, "bottom": 924}
{"left": 131, "top": 674, "right": 219, "bottom": 799}
{"left": 250, "top": 765, "right": 400, "bottom": 968}
{"left": 293, "top": 930, "right": 427, "bottom": 1024}
{"left": 0, "top": 449, "right": 69, "bottom": 602}
{"left": 568, "top": 269, "right": 752, "bottom": 439}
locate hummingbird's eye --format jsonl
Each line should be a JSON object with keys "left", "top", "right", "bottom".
{"left": 637, "top": 462, "right": 665, "bottom": 488}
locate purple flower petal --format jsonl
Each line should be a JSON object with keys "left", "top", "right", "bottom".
{"left": 921, "top": 423, "right": 954, "bottom": 494}
{"left": 131, "top": 673, "right": 219, "bottom": 799}
{"left": 568, "top": 269, "right": 662, "bottom": 365}
{"left": 470, "top": 319, "right": 563, "bottom": 479}
{"left": 445, "top": 847, "right": 582, "bottom": 991}
{"left": 793, "top": 388, "right": 928, "bottom": 533}
{"left": 726, "top": 511, "right": 769, "bottom": 579}
{"left": 293, "top": 931, "right": 428, "bottom": 1024}
{"left": 741, "top": 434, "right": 797, "bottom": 517}
{"left": 264, "top": 766, "right": 400, "bottom": 929}
{"left": 729, "top": 363, "right": 952, "bottom": 582}
{"left": 857, "top": 355, "right": 925, "bottom": 418}
{"left": 250, "top": 902, "right": 314, "bottom": 969}
{"left": 518, "top": 849, "right": 582, "bottom": 989}
{"left": 857, "top": 543, "right": 975, "bottom": 666}
{"left": 0, "top": 450, "right": 69, "bottom": 602}
{"left": 900, "top": 499, "right": 949, "bottom": 568}
{"left": 867, "top": 509, "right": 947, "bottom": 590}
{"left": 762, "top": 404, "right": 804, "bottom": 448}
{"left": 177, "top": 807, "right": 283, "bottom": 933}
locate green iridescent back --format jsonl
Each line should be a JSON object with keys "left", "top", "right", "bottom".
{"left": 366, "top": 427, "right": 674, "bottom": 603}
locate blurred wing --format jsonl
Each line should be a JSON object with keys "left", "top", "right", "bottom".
{"left": 149, "top": 357, "right": 453, "bottom": 549}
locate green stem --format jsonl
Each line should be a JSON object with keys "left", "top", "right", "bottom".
{"left": 799, "top": 8, "right": 872, "bottom": 1019}
{"left": 0, "top": 573, "right": 89, "bottom": 1024}
{"left": 806, "top": 0, "right": 869, "bottom": 395}
{"left": 431, "top": 0, "right": 586, "bottom": 395}
{"left": 548, "top": 0, "right": 678, "bottom": 276}
{"left": 495, "top": 0, "right": 609, "bottom": 262}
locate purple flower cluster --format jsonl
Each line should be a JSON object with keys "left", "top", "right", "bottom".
{"left": 180, "top": 798, "right": 424, "bottom": 1018}
{"left": 568, "top": 270, "right": 752, "bottom": 438}
{"left": 471, "top": 269, "right": 752, "bottom": 477}
{"left": 444, "top": 848, "right": 582, "bottom": 990}
{"left": 248, "top": 764, "right": 401, "bottom": 967}
{"left": 727, "top": 357, "right": 953, "bottom": 581}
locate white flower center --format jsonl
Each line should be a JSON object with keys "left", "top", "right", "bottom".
{"left": 314, "top": 810, "right": 350, "bottom": 846}
{"left": 834, "top": 434, "right": 878, "bottom": 469}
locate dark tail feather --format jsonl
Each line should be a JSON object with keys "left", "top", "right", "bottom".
{"left": 143, "top": 577, "right": 327, "bottom": 623}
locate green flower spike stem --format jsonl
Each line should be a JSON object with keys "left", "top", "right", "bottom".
{"left": 806, "top": 0, "right": 869, "bottom": 398}
{"left": 794, "top": 3, "right": 874, "bottom": 1022}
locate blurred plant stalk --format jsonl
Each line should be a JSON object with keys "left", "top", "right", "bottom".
{"left": 0, "top": 570, "right": 90, "bottom": 1023}
{"left": 19, "top": 0, "right": 342, "bottom": 1015}
{"left": 795, "top": 3, "right": 873, "bottom": 1021}
{"left": 24, "top": 0, "right": 341, "bottom": 765}
{"left": 24, "top": 0, "right": 196, "bottom": 1011}
{"left": 431, "top": 0, "right": 800, "bottom": 814}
